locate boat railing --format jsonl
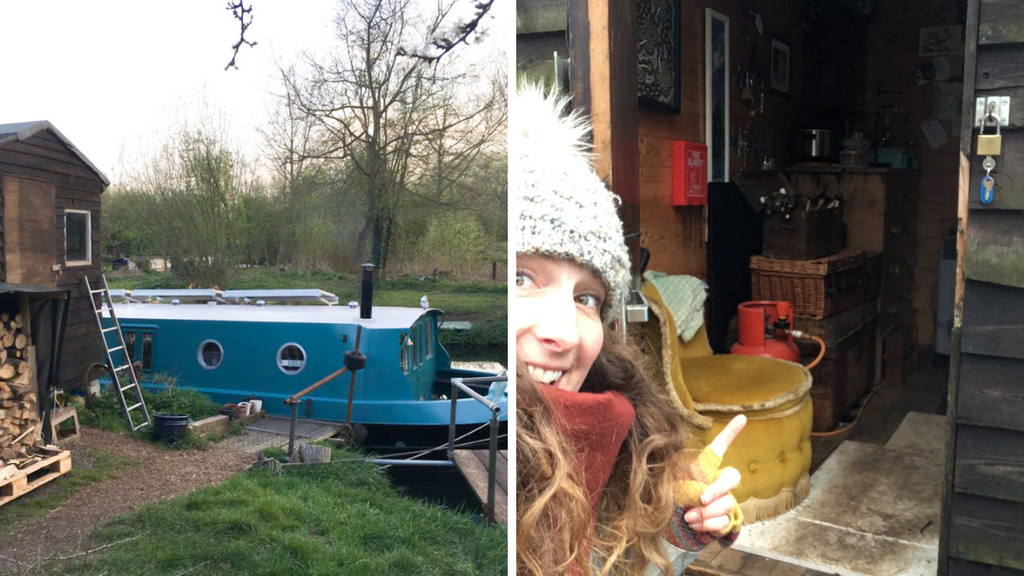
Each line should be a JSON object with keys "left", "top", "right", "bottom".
{"left": 366, "top": 374, "right": 507, "bottom": 523}
{"left": 448, "top": 376, "right": 505, "bottom": 524}
{"left": 284, "top": 365, "right": 351, "bottom": 456}
{"left": 285, "top": 327, "right": 365, "bottom": 456}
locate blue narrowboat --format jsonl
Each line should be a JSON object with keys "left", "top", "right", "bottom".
{"left": 99, "top": 288, "right": 507, "bottom": 447}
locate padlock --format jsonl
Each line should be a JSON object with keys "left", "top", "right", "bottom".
{"left": 977, "top": 115, "right": 1003, "bottom": 156}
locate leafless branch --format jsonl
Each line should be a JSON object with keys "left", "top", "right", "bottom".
{"left": 225, "top": 1, "right": 257, "bottom": 71}
{"left": 55, "top": 533, "right": 147, "bottom": 561}
{"left": 398, "top": 0, "right": 494, "bottom": 64}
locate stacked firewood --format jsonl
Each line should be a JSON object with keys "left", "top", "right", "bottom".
{"left": 0, "top": 312, "right": 40, "bottom": 463}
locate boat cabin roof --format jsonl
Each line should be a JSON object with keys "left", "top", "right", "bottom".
{"left": 108, "top": 302, "right": 431, "bottom": 329}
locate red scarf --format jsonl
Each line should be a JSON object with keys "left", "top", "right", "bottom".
{"left": 538, "top": 385, "right": 636, "bottom": 518}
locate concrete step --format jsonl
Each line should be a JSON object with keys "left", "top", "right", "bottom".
{"left": 736, "top": 415, "right": 944, "bottom": 576}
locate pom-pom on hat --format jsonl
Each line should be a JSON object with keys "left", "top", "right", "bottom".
{"left": 514, "top": 85, "right": 631, "bottom": 324}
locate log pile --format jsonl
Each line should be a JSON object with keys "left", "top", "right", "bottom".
{"left": 0, "top": 312, "right": 43, "bottom": 471}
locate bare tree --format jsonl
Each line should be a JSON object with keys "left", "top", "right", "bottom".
{"left": 260, "top": 68, "right": 342, "bottom": 267}
{"left": 414, "top": 57, "right": 506, "bottom": 205}
{"left": 284, "top": 0, "right": 503, "bottom": 272}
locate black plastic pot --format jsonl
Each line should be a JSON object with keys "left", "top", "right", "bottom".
{"left": 153, "top": 413, "right": 190, "bottom": 440}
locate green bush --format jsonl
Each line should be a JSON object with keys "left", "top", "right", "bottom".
{"left": 80, "top": 376, "right": 222, "bottom": 448}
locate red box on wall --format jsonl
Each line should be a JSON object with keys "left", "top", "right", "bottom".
{"left": 672, "top": 141, "right": 708, "bottom": 206}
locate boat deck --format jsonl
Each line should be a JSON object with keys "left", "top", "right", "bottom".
{"left": 453, "top": 449, "right": 508, "bottom": 524}
{"left": 221, "top": 416, "right": 341, "bottom": 454}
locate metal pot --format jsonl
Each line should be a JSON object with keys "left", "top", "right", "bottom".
{"left": 792, "top": 129, "right": 840, "bottom": 162}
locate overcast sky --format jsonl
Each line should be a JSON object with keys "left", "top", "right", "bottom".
{"left": 0, "top": 0, "right": 507, "bottom": 183}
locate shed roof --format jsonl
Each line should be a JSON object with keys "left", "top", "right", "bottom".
{"left": 0, "top": 121, "right": 110, "bottom": 187}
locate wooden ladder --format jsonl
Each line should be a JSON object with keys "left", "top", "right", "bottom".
{"left": 83, "top": 275, "right": 151, "bottom": 431}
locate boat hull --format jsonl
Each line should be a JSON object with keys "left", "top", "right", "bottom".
{"left": 101, "top": 303, "right": 508, "bottom": 431}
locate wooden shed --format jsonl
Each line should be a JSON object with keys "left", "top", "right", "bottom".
{"left": 0, "top": 121, "right": 108, "bottom": 392}
{"left": 519, "top": 0, "right": 1024, "bottom": 573}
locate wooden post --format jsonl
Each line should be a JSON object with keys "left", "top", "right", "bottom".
{"left": 568, "top": 0, "right": 641, "bottom": 275}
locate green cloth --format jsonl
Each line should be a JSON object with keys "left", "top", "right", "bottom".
{"left": 642, "top": 272, "right": 707, "bottom": 342}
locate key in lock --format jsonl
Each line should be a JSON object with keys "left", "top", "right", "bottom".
{"left": 977, "top": 113, "right": 1003, "bottom": 156}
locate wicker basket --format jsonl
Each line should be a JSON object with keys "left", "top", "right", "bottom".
{"left": 751, "top": 249, "right": 866, "bottom": 319}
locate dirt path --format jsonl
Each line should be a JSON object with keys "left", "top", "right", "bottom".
{"left": 0, "top": 427, "right": 252, "bottom": 570}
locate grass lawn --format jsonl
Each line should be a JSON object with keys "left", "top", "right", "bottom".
{"left": 108, "top": 268, "right": 507, "bottom": 349}
{"left": 0, "top": 450, "right": 142, "bottom": 528}
{"left": 49, "top": 446, "right": 506, "bottom": 576}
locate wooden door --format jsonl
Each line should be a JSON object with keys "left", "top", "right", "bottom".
{"left": 940, "top": 1, "right": 1024, "bottom": 574}
{"left": 2, "top": 175, "right": 56, "bottom": 287}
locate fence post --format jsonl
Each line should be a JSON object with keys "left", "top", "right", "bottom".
{"left": 287, "top": 402, "right": 299, "bottom": 458}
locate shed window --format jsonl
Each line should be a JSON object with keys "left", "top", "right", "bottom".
{"left": 65, "top": 210, "right": 92, "bottom": 265}
{"left": 278, "top": 343, "right": 306, "bottom": 374}
{"left": 198, "top": 340, "right": 223, "bottom": 370}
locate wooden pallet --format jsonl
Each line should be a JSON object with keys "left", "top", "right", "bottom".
{"left": 0, "top": 450, "right": 72, "bottom": 507}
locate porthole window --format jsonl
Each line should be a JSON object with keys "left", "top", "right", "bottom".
{"left": 277, "top": 343, "right": 307, "bottom": 375}
{"left": 198, "top": 339, "right": 223, "bottom": 370}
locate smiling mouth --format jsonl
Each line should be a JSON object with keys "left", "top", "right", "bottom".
{"left": 526, "top": 364, "right": 565, "bottom": 386}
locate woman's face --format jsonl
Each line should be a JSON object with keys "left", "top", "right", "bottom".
{"left": 516, "top": 254, "right": 606, "bottom": 393}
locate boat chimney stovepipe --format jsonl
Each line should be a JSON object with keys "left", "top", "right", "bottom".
{"left": 360, "top": 263, "right": 375, "bottom": 319}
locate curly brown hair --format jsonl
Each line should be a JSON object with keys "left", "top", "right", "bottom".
{"left": 516, "top": 330, "right": 689, "bottom": 576}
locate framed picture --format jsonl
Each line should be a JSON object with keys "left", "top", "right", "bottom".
{"left": 770, "top": 37, "right": 790, "bottom": 95}
{"left": 705, "top": 9, "right": 729, "bottom": 182}
{"left": 637, "top": 0, "right": 681, "bottom": 113}
{"left": 919, "top": 25, "right": 963, "bottom": 56}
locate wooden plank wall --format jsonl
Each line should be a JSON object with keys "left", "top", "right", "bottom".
{"left": 637, "top": 0, "right": 805, "bottom": 278}
{"left": 860, "top": 0, "right": 963, "bottom": 347}
{"left": 943, "top": 1, "right": 1024, "bottom": 572}
{"left": 0, "top": 130, "right": 106, "bottom": 391}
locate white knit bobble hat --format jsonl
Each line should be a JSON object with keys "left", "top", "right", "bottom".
{"left": 514, "top": 86, "right": 632, "bottom": 325}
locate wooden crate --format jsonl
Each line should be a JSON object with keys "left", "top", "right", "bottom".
{"left": 794, "top": 300, "right": 878, "bottom": 432}
{"left": 882, "top": 318, "right": 918, "bottom": 388}
{"left": 751, "top": 249, "right": 866, "bottom": 319}
{"left": 0, "top": 450, "right": 72, "bottom": 508}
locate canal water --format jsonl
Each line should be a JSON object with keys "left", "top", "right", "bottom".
{"left": 383, "top": 345, "right": 505, "bottom": 522}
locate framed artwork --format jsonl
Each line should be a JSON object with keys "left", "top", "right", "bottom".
{"left": 770, "top": 37, "right": 790, "bottom": 95}
{"left": 638, "top": 0, "right": 681, "bottom": 113}
{"left": 705, "top": 9, "right": 729, "bottom": 182}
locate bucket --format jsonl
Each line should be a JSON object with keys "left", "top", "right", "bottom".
{"left": 153, "top": 413, "right": 190, "bottom": 440}
{"left": 249, "top": 399, "right": 263, "bottom": 413}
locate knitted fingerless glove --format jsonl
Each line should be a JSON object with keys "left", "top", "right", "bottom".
{"left": 672, "top": 445, "right": 744, "bottom": 538}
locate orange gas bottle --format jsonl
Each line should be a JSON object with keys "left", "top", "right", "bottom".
{"left": 730, "top": 301, "right": 801, "bottom": 362}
